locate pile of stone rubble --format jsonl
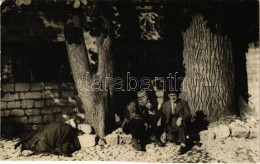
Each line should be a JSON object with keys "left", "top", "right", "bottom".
{"left": 199, "top": 116, "right": 259, "bottom": 163}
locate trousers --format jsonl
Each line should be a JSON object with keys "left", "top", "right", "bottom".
{"left": 123, "top": 118, "right": 161, "bottom": 141}
{"left": 166, "top": 117, "right": 190, "bottom": 144}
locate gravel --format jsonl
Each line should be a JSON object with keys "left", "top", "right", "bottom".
{"left": 0, "top": 135, "right": 258, "bottom": 162}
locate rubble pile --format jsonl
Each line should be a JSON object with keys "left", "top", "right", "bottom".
{"left": 199, "top": 116, "right": 259, "bottom": 163}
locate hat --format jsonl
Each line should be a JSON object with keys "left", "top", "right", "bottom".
{"left": 167, "top": 90, "right": 180, "bottom": 96}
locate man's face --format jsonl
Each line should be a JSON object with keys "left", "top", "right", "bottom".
{"left": 138, "top": 95, "right": 148, "bottom": 107}
{"left": 168, "top": 93, "right": 178, "bottom": 103}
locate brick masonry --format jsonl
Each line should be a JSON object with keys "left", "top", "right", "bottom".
{"left": 246, "top": 43, "right": 260, "bottom": 117}
{"left": 1, "top": 82, "right": 81, "bottom": 131}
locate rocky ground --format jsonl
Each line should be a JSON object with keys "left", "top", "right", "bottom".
{"left": 1, "top": 116, "right": 259, "bottom": 163}
{"left": 0, "top": 137, "right": 215, "bottom": 162}
{"left": 201, "top": 137, "right": 259, "bottom": 163}
{"left": 0, "top": 135, "right": 259, "bottom": 163}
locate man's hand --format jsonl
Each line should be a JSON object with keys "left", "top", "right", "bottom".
{"left": 176, "top": 117, "right": 182, "bottom": 127}
{"left": 161, "top": 132, "right": 167, "bottom": 143}
{"left": 146, "top": 100, "right": 153, "bottom": 110}
{"left": 144, "top": 123, "right": 149, "bottom": 130}
{"left": 157, "top": 117, "right": 161, "bottom": 126}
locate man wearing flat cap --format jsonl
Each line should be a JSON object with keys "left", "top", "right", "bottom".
{"left": 122, "top": 90, "right": 164, "bottom": 151}
{"left": 161, "top": 90, "right": 192, "bottom": 154}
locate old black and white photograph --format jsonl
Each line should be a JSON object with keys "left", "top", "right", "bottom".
{"left": 0, "top": 0, "right": 259, "bottom": 163}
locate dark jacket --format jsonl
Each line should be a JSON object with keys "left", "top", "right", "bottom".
{"left": 16, "top": 122, "right": 80, "bottom": 157}
{"left": 161, "top": 99, "right": 191, "bottom": 131}
{"left": 122, "top": 99, "right": 160, "bottom": 128}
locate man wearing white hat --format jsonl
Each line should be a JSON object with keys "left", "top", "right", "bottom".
{"left": 161, "top": 90, "right": 192, "bottom": 154}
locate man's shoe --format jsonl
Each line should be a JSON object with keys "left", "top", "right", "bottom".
{"left": 132, "top": 139, "right": 142, "bottom": 151}
{"left": 150, "top": 135, "right": 165, "bottom": 147}
{"left": 178, "top": 145, "right": 188, "bottom": 155}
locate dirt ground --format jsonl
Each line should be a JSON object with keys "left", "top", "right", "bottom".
{"left": 1, "top": 135, "right": 258, "bottom": 163}
{"left": 0, "top": 136, "right": 216, "bottom": 163}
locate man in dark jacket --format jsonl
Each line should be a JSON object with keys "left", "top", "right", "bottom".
{"left": 15, "top": 119, "right": 81, "bottom": 157}
{"left": 161, "top": 90, "right": 192, "bottom": 154}
{"left": 122, "top": 90, "right": 164, "bottom": 151}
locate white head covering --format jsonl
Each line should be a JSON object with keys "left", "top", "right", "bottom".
{"left": 65, "top": 119, "right": 77, "bottom": 129}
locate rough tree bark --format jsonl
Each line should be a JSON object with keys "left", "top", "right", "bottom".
{"left": 181, "top": 14, "right": 235, "bottom": 121}
{"left": 64, "top": 8, "right": 114, "bottom": 137}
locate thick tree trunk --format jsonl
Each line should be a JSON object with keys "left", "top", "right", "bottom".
{"left": 181, "top": 14, "right": 235, "bottom": 121}
{"left": 65, "top": 12, "right": 113, "bottom": 137}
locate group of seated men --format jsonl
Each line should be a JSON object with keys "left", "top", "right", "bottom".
{"left": 121, "top": 90, "right": 192, "bottom": 154}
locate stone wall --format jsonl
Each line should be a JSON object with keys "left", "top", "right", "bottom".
{"left": 1, "top": 82, "right": 81, "bottom": 131}
{"left": 246, "top": 43, "right": 259, "bottom": 118}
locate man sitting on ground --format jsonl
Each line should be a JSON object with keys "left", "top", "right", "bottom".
{"left": 122, "top": 90, "right": 164, "bottom": 151}
{"left": 161, "top": 90, "right": 192, "bottom": 154}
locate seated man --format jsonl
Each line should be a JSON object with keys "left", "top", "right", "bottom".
{"left": 122, "top": 90, "right": 164, "bottom": 151}
{"left": 161, "top": 90, "right": 192, "bottom": 154}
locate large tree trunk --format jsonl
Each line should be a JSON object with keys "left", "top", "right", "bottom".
{"left": 65, "top": 10, "right": 114, "bottom": 137}
{"left": 181, "top": 14, "right": 235, "bottom": 121}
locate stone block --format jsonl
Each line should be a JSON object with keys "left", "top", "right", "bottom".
{"left": 45, "top": 99, "right": 52, "bottom": 107}
{"left": 248, "top": 129, "right": 258, "bottom": 138}
{"left": 15, "top": 83, "right": 30, "bottom": 91}
{"left": 43, "top": 115, "right": 54, "bottom": 123}
{"left": 53, "top": 107, "right": 62, "bottom": 113}
{"left": 41, "top": 108, "right": 53, "bottom": 114}
{"left": 2, "top": 84, "right": 14, "bottom": 92}
{"left": 44, "top": 83, "right": 59, "bottom": 90}
{"left": 62, "top": 91, "right": 75, "bottom": 98}
{"left": 25, "top": 109, "right": 41, "bottom": 116}
{"left": 119, "top": 134, "right": 132, "bottom": 144}
{"left": 1, "top": 110, "right": 10, "bottom": 117}
{"left": 230, "top": 126, "right": 250, "bottom": 138}
{"left": 20, "top": 92, "right": 41, "bottom": 99}
{"left": 7, "top": 101, "right": 21, "bottom": 109}
{"left": 68, "top": 97, "right": 78, "bottom": 106}
{"left": 245, "top": 116, "right": 258, "bottom": 127}
{"left": 31, "top": 83, "right": 44, "bottom": 91}
{"left": 28, "top": 116, "right": 42, "bottom": 124}
{"left": 78, "top": 124, "right": 92, "bottom": 134}
{"left": 61, "top": 83, "right": 76, "bottom": 90}
{"left": 214, "top": 125, "right": 230, "bottom": 139}
{"left": 199, "top": 130, "right": 215, "bottom": 142}
{"left": 1, "top": 102, "right": 7, "bottom": 109}
{"left": 14, "top": 116, "right": 28, "bottom": 124}
{"left": 51, "top": 98, "right": 67, "bottom": 106}
{"left": 1, "top": 93, "right": 19, "bottom": 101}
{"left": 229, "top": 121, "right": 250, "bottom": 138}
{"left": 105, "top": 134, "right": 119, "bottom": 145}
{"left": 11, "top": 109, "right": 25, "bottom": 116}
{"left": 22, "top": 100, "right": 34, "bottom": 108}
{"left": 34, "top": 100, "right": 44, "bottom": 108}
{"left": 78, "top": 134, "right": 97, "bottom": 147}
{"left": 42, "top": 90, "right": 59, "bottom": 98}
{"left": 67, "top": 107, "right": 78, "bottom": 114}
